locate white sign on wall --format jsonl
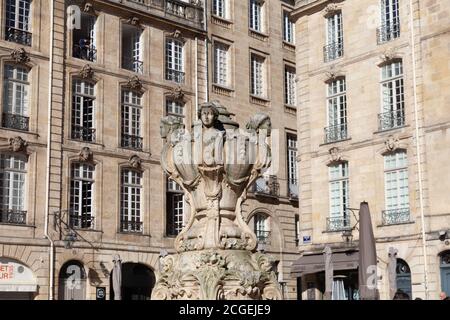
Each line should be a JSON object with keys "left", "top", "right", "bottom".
{"left": 0, "top": 258, "right": 37, "bottom": 292}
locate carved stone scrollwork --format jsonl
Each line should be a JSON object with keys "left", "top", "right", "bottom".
{"left": 126, "top": 75, "right": 143, "bottom": 92}
{"left": 10, "top": 48, "right": 30, "bottom": 64}
{"left": 127, "top": 17, "right": 141, "bottom": 27}
{"left": 168, "top": 86, "right": 184, "bottom": 101}
{"left": 168, "top": 29, "right": 183, "bottom": 41}
{"left": 79, "top": 64, "right": 94, "bottom": 79}
{"left": 128, "top": 155, "right": 142, "bottom": 169}
{"left": 9, "top": 136, "right": 27, "bottom": 152}
{"left": 325, "top": 65, "right": 344, "bottom": 82}
{"left": 380, "top": 47, "right": 400, "bottom": 64}
{"left": 78, "top": 147, "right": 93, "bottom": 162}
{"left": 323, "top": 3, "right": 341, "bottom": 17}
{"left": 329, "top": 147, "right": 343, "bottom": 163}
{"left": 384, "top": 135, "right": 400, "bottom": 153}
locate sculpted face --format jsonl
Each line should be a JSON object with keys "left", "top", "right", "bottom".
{"left": 160, "top": 122, "right": 168, "bottom": 138}
{"left": 200, "top": 107, "right": 216, "bottom": 128}
{"left": 259, "top": 118, "right": 272, "bottom": 136}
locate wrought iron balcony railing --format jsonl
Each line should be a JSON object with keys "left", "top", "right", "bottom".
{"left": 166, "top": 69, "right": 185, "bottom": 83}
{"left": 324, "top": 123, "right": 348, "bottom": 143}
{"left": 0, "top": 208, "right": 26, "bottom": 225}
{"left": 124, "top": 0, "right": 204, "bottom": 28}
{"left": 122, "top": 58, "right": 144, "bottom": 74}
{"left": 5, "top": 27, "right": 32, "bottom": 46}
{"left": 121, "top": 134, "right": 144, "bottom": 150}
{"left": 73, "top": 43, "right": 97, "bottom": 62}
{"left": 69, "top": 214, "right": 94, "bottom": 229}
{"left": 71, "top": 125, "right": 96, "bottom": 142}
{"left": 256, "top": 230, "right": 271, "bottom": 245}
{"left": 323, "top": 41, "right": 344, "bottom": 62}
{"left": 120, "top": 219, "right": 143, "bottom": 233}
{"left": 252, "top": 176, "right": 280, "bottom": 198}
{"left": 382, "top": 208, "right": 410, "bottom": 226}
{"left": 2, "top": 113, "right": 29, "bottom": 131}
{"left": 326, "top": 215, "right": 351, "bottom": 232}
{"left": 377, "top": 23, "right": 400, "bottom": 44}
{"left": 378, "top": 110, "right": 405, "bottom": 131}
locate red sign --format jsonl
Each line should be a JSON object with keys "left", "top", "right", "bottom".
{"left": 0, "top": 264, "right": 14, "bottom": 280}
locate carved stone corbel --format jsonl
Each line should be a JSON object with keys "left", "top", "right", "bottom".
{"left": 79, "top": 64, "right": 94, "bottom": 79}
{"left": 168, "top": 86, "right": 185, "bottom": 101}
{"left": 78, "top": 147, "right": 93, "bottom": 162}
{"left": 126, "top": 75, "right": 143, "bottom": 92}
{"left": 9, "top": 136, "right": 27, "bottom": 153}
{"left": 126, "top": 17, "right": 141, "bottom": 28}
{"left": 168, "top": 29, "right": 184, "bottom": 41}
{"left": 323, "top": 3, "right": 341, "bottom": 17}
{"left": 379, "top": 47, "right": 400, "bottom": 65}
{"left": 329, "top": 147, "right": 343, "bottom": 163}
{"left": 384, "top": 135, "right": 400, "bottom": 153}
{"left": 324, "top": 65, "right": 344, "bottom": 82}
{"left": 10, "top": 48, "right": 30, "bottom": 64}
{"left": 128, "top": 155, "right": 142, "bottom": 169}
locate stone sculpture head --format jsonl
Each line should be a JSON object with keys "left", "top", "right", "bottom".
{"left": 160, "top": 115, "right": 184, "bottom": 139}
{"left": 246, "top": 112, "right": 272, "bottom": 136}
{"left": 198, "top": 103, "right": 219, "bottom": 129}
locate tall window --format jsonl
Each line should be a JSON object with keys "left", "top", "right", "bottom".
{"left": 379, "top": 61, "right": 405, "bottom": 130}
{"left": 324, "top": 12, "right": 343, "bottom": 62}
{"left": 2, "top": 65, "right": 30, "bottom": 131}
{"left": 250, "top": 54, "right": 265, "bottom": 97}
{"left": 378, "top": 0, "right": 400, "bottom": 43}
{"left": 165, "top": 38, "right": 184, "bottom": 83}
{"left": 284, "top": 66, "right": 296, "bottom": 106}
{"left": 73, "top": 13, "right": 97, "bottom": 62}
{"left": 166, "top": 179, "right": 184, "bottom": 236}
{"left": 325, "top": 78, "right": 347, "bottom": 143}
{"left": 121, "top": 90, "right": 142, "bottom": 150}
{"left": 166, "top": 98, "right": 184, "bottom": 120}
{"left": 122, "top": 25, "right": 143, "bottom": 73}
{"left": 71, "top": 79, "right": 95, "bottom": 142}
{"left": 249, "top": 0, "right": 263, "bottom": 32}
{"left": 70, "top": 163, "right": 94, "bottom": 229}
{"left": 120, "top": 169, "right": 143, "bottom": 233}
{"left": 214, "top": 42, "right": 230, "bottom": 87}
{"left": 328, "top": 162, "right": 349, "bottom": 231}
{"left": 0, "top": 154, "right": 26, "bottom": 225}
{"left": 383, "top": 151, "right": 409, "bottom": 225}
{"left": 283, "top": 11, "right": 295, "bottom": 44}
{"left": 287, "top": 133, "right": 298, "bottom": 199}
{"left": 254, "top": 213, "right": 270, "bottom": 244}
{"left": 5, "top": 0, "right": 32, "bottom": 46}
{"left": 213, "top": 0, "right": 227, "bottom": 19}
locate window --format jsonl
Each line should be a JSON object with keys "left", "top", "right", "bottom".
{"left": 254, "top": 213, "right": 270, "bottom": 244}
{"left": 166, "top": 98, "right": 184, "bottom": 120}
{"left": 73, "top": 13, "right": 97, "bottom": 62}
{"left": 213, "top": 0, "right": 227, "bottom": 19}
{"left": 122, "top": 25, "right": 143, "bottom": 73}
{"left": 287, "top": 133, "right": 298, "bottom": 199}
{"left": 325, "top": 78, "right": 347, "bottom": 143}
{"left": 328, "top": 162, "right": 349, "bottom": 231}
{"left": 165, "top": 38, "right": 184, "bottom": 83}
{"left": 70, "top": 163, "right": 94, "bottom": 229}
{"left": 383, "top": 151, "right": 409, "bottom": 225}
{"left": 71, "top": 79, "right": 95, "bottom": 142}
{"left": 121, "top": 90, "right": 143, "bottom": 150}
{"left": 379, "top": 61, "right": 405, "bottom": 130}
{"left": 0, "top": 154, "right": 26, "bottom": 224}
{"left": 249, "top": 0, "right": 263, "bottom": 32}
{"left": 283, "top": 11, "right": 295, "bottom": 44}
{"left": 378, "top": 0, "right": 400, "bottom": 43}
{"left": 213, "top": 42, "right": 230, "bottom": 87}
{"left": 120, "top": 169, "right": 143, "bottom": 233}
{"left": 166, "top": 179, "right": 184, "bottom": 236}
{"left": 250, "top": 54, "right": 265, "bottom": 97}
{"left": 5, "top": 0, "right": 32, "bottom": 46}
{"left": 324, "top": 12, "right": 343, "bottom": 62}
{"left": 284, "top": 66, "right": 296, "bottom": 106}
{"left": 2, "top": 65, "right": 30, "bottom": 131}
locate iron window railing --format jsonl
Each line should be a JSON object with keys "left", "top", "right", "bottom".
{"left": 5, "top": 27, "right": 32, "bottom": 46}
{"left": 377, "top": 23, "right": 400, "bottom": 44}
{"left": 69, "top": 215, "right": 94, "bottom": 229}
{"left": 382, "top": 208, "right": 410, "bottom": 225}
{"left": 326, "top": 215, "right": 351, "bottom": 232}
{"left": 324, "top": 123, "right": 348, "bottom": 143}
{"left": 323, "top": 42, "right": 343, "bottom": 62}
{"left": 378, "top": 110, "right": 405, "bottom": 131}
{"left": 251, "top": 176, "right": 280, "bottom": 198}
{"left": 166, "top": 69, "right": 185, "bottom": 83}
{"left": 71, "top": 126, "right": 96, "bottom": 142}
{"left": 120, "top": 219, "right": 143, "bottom": 233}
{"left": 0, "top": 208, "right": 26, "bottom": 225}
{"left": 2, "top": 113, "right": 29, "bottom": 131}
{"left": 73, "top": 43, "right": 97, "bottom": 62}
{"left": 121, "top": 134, "right": 144, "bottom": 150}
{"left": 256, "top": 230, "right": 271, "bottom": 245}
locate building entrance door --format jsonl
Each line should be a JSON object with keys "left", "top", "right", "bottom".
{"left": 440, "top": 251, "right": 450, "bottom": 296}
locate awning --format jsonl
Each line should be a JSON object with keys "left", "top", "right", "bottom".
{"left": 291, "top": 250, "right": 359, "bottom": 277}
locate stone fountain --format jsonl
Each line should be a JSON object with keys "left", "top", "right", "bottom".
{"left": 151, "top": 101, "right": 282, "bottom": 300}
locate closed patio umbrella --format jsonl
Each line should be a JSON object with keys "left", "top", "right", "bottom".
{"left": 388, "top": 247, "right": 398, "bottom": 299}
{"left": 112, "top": 255, "right": 122, "bottom": 300}
{"left": 358, "top": 202, "right": 379, "bottom": 300}
{"left": 323, "top": 246, "right": 333, "bottom": 300}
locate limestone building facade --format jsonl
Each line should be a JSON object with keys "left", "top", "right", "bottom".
{"left": 291, "top": 0, "right": 450, "bottom": 300}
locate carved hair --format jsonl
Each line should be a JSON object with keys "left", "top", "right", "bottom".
{"left": 246, "top": 112, "right": 271, "bottom": 132}
{"left": 197, "top": 102, "right": 220, "bottom": 121}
